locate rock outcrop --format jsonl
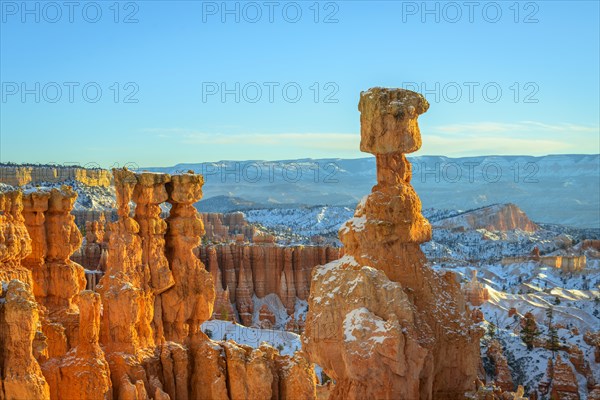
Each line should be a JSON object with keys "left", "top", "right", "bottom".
{"left": 93, "top": 169, "right": 315, "bottom": 399}
{"left": 568, "top": 344, "right": 595, "bottom": 391}
{"left": 0, "top": 165, "right": 112, "bottom": 187}
{"left": 0, "top": 169, "right": 312, "bottom": 400}
{"left": 303, "top": 87, "right": 481, "bottom": 399}
{"left": 0, "top": 190, "right": 32, "bottom": 285}
{"left": 435, "top": 203, "right": 539, "bottom": 232}
{"left": 0, "top": 280, "right": 50, "bottom": 400}
{"left": 43, "top": 290, "right": 112, "bottom": 400}
{"left": 487, "top": 340, "right": 514, "bottom": 392}
{"left": 161, "top": 173, "right": 215, "bottom": 342}
{"left": 548, "top": 355, "right": 580, "bottom": 400}
{"left": 199, "top": 243, "right": 341, "bottom": 327}
{"left": 200, "top": 212, "right": 255, "bottom": 242}
{"left": 464, "top": 270, "right": 490, "bottom": 306}
{"left": 71, "top": 213, "right": 107, "bottom": 271}
{"left": 584, "top": 331, "right": 600, "bottom": 363}
{"left": 23, "top": 187, "right": 86, "bottom": 315}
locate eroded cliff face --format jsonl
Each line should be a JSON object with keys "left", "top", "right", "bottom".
{"left": 0, "top": 190, "right": 32, "bottom": 285}
{"left": 1, "top": 172, "right": 317, "bottom": 400}
{"left": 547, "top": 356, "right": 581, "bottom": 400}
{"left": 303, "top": 87, "right": 481, "bottom": 399}
{"left": 200, "top": 212, "right": 255, "bottom": 242}
{"left": 436, "top": 203, "right": 540, "bottom": 232}
{"left": 23, "top": 187, "right": 86, "bottom": 315}
{"left": 199, "top": 243, "right": 342, "bottom": 327}
{"left": 0, "top": 280, "right": 50, "bottom": 400}
{"left": 0, "top": 165, "right": 112, "bottom": 187}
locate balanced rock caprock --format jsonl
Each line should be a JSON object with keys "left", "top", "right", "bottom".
{"left": 303, "top": 87, "right": 482, "bottom": 400}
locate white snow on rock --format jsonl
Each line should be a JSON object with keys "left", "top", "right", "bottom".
{"left": 200, "top": 320, "right": 302, "bottom": 356}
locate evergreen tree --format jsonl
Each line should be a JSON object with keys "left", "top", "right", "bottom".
{"left": 545, "top": 306, "right": 561, "bottom": 358}
{"left": 520, "top": 312, "right": 540, "bottom": 351}
{"left": 554, "top": 296, "right": 561, "bottom": 305}
{"left": 486, "top": 321, "right": 497, "bottom": 341}
{"left": 546, "top": 324, "right": 561, "bottom": 358}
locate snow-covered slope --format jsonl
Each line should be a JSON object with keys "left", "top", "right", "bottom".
{"left": 245, "top": 206, "right": 354, "bottom": 242}
{"left": 0, "top": 180, "right": 115, "bottom": 211}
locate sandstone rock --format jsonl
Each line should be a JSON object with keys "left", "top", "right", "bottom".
{"left": 568, "top": 344, "right": 595, "bottom": 389}
{"left": 199, "top": 242, "right": 341, "bottom": 327}
{"left": 436, "top": 203, "right": 539, "bottom": 233}
{"left": 0, "top": 191, "right": 33, "bottom": 285}
{"left": 1, "top": 170, "right": 316, "bottom": 400}
{"left": 223, "top": 341, "right": 274, "bottom": 400}
{"left": 583, "top": 330, "right": 600, "bottom": 363}
{"left": 98, "top": 169, "right": 155, "bottom": 354}
{"left": 206, "top": 246, "right": 236, "bottom": 322}
{"left": 72, "top": 213, "right": 107, "bottom": 270}
{"left": 200, "top": 212, "right": 255, "bottom": 243}
{"left": 358, "top": 87, "right": 429, "bottom": 154}
{"left": 258, "top": 304, "right": 276, "bottom": 328}
{"left": 280, "top": 247, "right": 297, "bottom": 315}
{"left": 43, "top": 291, "right": 112, "bottom": 400}
{"left": 487, "top": 340, "right": 514, "bottom": 392}
{"left": 26, "top": 187, "right": 86, "bottom": 315}
{"left": 133, "top": 172, "right": 174, "bottom": 295}
{"left": 189, "top": 334, "right": 229, "bottom": 400}
{"left": 236, "top": 246, "right": 255, "bottom": 326}
{"left": 304, "top": 88, "right": 481, "bottom": 399}
{"left": 464, "top": 270, "right": 490, "bottom": 306}
{"left": 161, "top": 173, "right": 215, "bottom": 342}
{"left": 0, "top": 280, "right": 50, "bottom": 400}
{"left": 472, "top": 308, "right": 484, "bottom": 323}
{"left": 549, "top": 355, "right": 580, "bottom": 400}
{"left": 466, "top": 382, "right": 527, "bottom": 399}
{"left": 0, "top": 165, "right": 112, "bottom": 187}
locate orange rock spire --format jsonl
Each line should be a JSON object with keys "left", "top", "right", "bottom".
{"left": 303, "top": 87, "right": 481, "bottom": 399}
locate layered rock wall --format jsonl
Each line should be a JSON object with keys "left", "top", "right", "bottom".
{"left": 0, "top": 165, "right": 112, "bottom": 187}
{"left": 199, "top": 243, "right": 342, "bottom": 325}
{"left": 1, "top": 171, "right": 317, "bottom": 400}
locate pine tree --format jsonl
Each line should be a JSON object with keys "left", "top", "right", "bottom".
{"left": 546, "top": 324, "right": 561, "bottom": 358}
{"left": 520, "top": 312, "right": 540, "bottom": 351}
{"left": 486, "top": 321, "right": 497, "bottom": 342}
{"left": 545, "top": 306, "right": 560, "bottom": 358}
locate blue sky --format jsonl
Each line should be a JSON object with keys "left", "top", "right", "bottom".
{"left": 1, "top": 0, "right": 599, "bottom": 167}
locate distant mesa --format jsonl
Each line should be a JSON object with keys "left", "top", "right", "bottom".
{"left": 433, "top": 203, "right": 539, "bottom": 233}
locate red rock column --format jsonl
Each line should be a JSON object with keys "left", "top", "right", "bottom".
{"left": 1, "top": 191, "right": 33, "bottom": 285}
{"left": 235, "top": 246, "right": 254, "bottom": 326}
{"left": 97, "top": 169, "right": 154, "bottom": 353}
{"left": 161, "top": 173, "right": 215, "bottom": 342}
{"left": 304, "top": 88, "right": 481, "bottom": 400}
{"left": 279, "top": 247, "right": 297, "bottom": 315}
{"left": 0, "top": 280, "right": 50, "bottom": 400}
{"left": 132, "top": 172, "right": 174, "bottom": 343}
{"left": 22, "top": 192, "right": 50, "bottom": 274}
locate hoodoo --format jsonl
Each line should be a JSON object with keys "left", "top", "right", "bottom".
{"left": 303, "top": 87, "right": 482, "bottom": 399}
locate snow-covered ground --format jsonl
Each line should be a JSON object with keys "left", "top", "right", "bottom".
{"left": 437, "top": 261, "right": 600, "bottom": 398}
{"left": 200, "top": 320, "right": 302, "bottom": 356}
{"left": 244, "top": 206, "right": 353, "bottom": 244}
{"left": 0, "top": 180, "right": 115, "bottom": 212}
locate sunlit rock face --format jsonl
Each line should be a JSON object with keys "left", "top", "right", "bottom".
{"left": 199, "top": 243, "right": 342, "bottom": 326}
{"left": 303, "top": 87, "right": 482, "bottom": 400}
{"left": 1, "top": 171, "right": 317, "bottom": 400}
